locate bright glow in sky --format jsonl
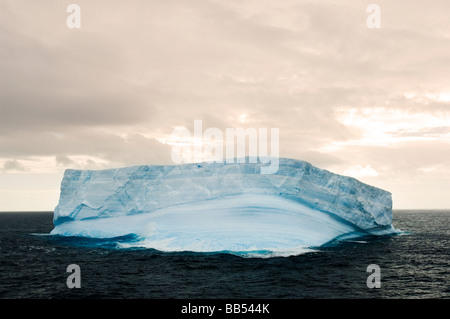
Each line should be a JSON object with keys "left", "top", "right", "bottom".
{"left": 323, "top": 106, "right": 450, "bottom": 150}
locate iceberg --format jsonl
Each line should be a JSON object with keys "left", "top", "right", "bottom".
{"left": 51, "top": 158, "right": 397, "bottom": 256}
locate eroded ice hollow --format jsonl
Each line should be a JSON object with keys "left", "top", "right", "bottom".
{"left": 51, "top": 158, "right": 398, "bottom": 256}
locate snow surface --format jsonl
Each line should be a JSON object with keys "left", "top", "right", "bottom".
{"left": 51, "top": 158, "right": 396, "bottom": 256}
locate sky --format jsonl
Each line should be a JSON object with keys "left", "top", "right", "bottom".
{"left": 1, "top": 0, "right": 450, "bottom": 211}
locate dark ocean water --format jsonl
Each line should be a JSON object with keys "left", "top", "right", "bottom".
{"left": 0, "top": 210, "right": 449, "bottom": 299}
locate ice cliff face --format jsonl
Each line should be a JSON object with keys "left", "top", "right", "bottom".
{"left": 51, "top": 158, "right": 395, "bottom": 255}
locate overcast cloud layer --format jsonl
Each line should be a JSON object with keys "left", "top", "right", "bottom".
{"left": 1, "top": 0, "right": 450, "bottom": 210}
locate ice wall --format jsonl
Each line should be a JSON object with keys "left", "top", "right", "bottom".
{"left": 53, "top": 158, "right": 392, "bottom": 231}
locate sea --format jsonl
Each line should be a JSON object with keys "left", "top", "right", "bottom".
{"left": 0, "top": 210, "right": 449, "bottom": 306}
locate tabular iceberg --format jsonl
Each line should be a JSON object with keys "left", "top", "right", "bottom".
{"left": 51, "top": 158, "right": 397, "bottom": 256}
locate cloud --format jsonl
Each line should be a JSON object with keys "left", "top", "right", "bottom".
{"left": 1, "top": 0, "right": 450, "bottom": 208}
{"left": 0, "top": 25, "right": 155, "bottom": 134}
{"left": 0, "top": 130, "right": 174, "bottom": 171}
{"left": 55, "top": 155, "right": 75, "bottom": 166}
{"left": 2, "top": 160, "right": 27, "bottom": 172}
